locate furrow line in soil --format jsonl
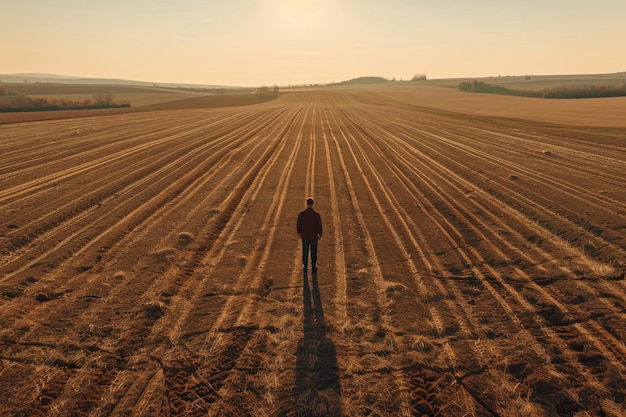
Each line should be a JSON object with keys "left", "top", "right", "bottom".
{"left": 403, "top": 127, "right": 626, "bottom": 300}
{"left": 102, "top": 364, "right": 167, "bottom": 417}
{"left": 403, "top": 166, "right": 617, "bottom": 414}
{"left": 206, "top": 107, "right": 305, "bottom": 331}
{"left": 0, "top": 109, "right": 282, "bottom": 292}
{"left": 204, "top": 106, "right": 309, "bottom": 414}
{"left": 0, "top": 109, "right": 175, "bottom": 149}
{"left": 156, "top": 106, "right": 303, "bottom": 343}
{"left": 419, "top": 125, "right": 626, "bottom": 259}
{"left": 459, "top": 123, "right": 626, "bottom": 186}
{"left": 0, "top": 109, "right": 288, "bottom": 414}
{"left": 306, "top": 101, "right": 317, "bottom": 196}
{"left": 0, "top": 114, "right": 219, "bottom": 204}
{"left": 89, "top": 111, "right": 297, "bottom": 416}
{"left": 154, "top": 106, "right": 300, "bottom": 334}
{"left": 373, "top": 120, "right": 626, "bottom": 362}
{"left": 0, "top": 119, "right": 264, "bottom": 337}
{"left": 377, "top": 114, "right": 626, "bottom": 344}
{"left": 336, "top": 105, "right": 501, "bottom": 415}
{"left": 0, "top": 108, "right": 271, "bottom": 243}
{"left": 325, "top": 105, "right": 416, "bottom": 416}
{"left": 360, "top": 106, "right": 626, "bottom": 264}
{"left": 80, "top": 108, "right": 285, "bottom": 276}
{"left": 134, "top": 131, "right": 288, "bottom": 346}
{"left": 0, "top": 108, "right": 239, "bottom": 163}
{"left": 39, "top": 115, "right": 280, "bottom": 414}
{"left": 356, "top": 105, "right": 616, "bottom": 276}
{"left": 385, "top": 104, "right": 626, "bottom": 209}
{"left": 0, "top": 147, "right": 220, "bottom": 297}
{"left": 0, "top": 120, "right": 226, "bottom": 257}
{"left": 420, "top": 125, "right": 626, "bottom": 249}
{"left": 400, "top": 109, "right": 626, "bottom": 188}
{"left": 0, "top": 111, "right": 210, "bottom": 178}
{"left": 259, "top": 100, "right": 342, "bottom": 417}
{"left": 121, "top": 108, "right": 303, "bottom": 416}
{"left": 320, "top": 106, "right": 348, "bottom": 322}
{"left": 388, "top": 102, "right": 626, "bottom": 172}
{"left": 348, "top": 108, "right": 623, "bottom": 410}
{"left": 250, "top": 101, "right": 323, "bottom": 415}
{"left": 343, "top": 108, "right": 504, "bottom": 321}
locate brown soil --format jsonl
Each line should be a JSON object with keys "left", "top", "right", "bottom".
{"left": 1, "top": 89, "right": 625, "bottom": 417}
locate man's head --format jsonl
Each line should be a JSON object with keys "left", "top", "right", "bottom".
{"left": 306, "top": 197, "right": 314, "bottom": 207}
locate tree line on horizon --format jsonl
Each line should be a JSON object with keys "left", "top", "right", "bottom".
{"left": 458, "top": 80, "right": 626, "bottom": 99}
{"left": 0, "top": 92, "right": 130, "bottom": 112}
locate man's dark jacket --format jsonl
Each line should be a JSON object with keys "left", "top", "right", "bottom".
{"left": 297, "top": 207, "right": 322, "bottom": 241}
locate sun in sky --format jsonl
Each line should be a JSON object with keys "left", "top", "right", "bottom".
{"left": 278, "top": 0, "right": 323, "bottom": 19}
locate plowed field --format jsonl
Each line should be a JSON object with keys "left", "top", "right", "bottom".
{"left": 1, "top": 89, "right": 625, "bottom": 417}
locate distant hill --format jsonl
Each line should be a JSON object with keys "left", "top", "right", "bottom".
{"left": 329, "top": 76, "right": 391, "bottom": 86}
{"left": 0, "top": 73, "right": 235, "bottom": 89}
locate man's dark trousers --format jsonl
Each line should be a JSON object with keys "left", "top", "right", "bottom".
{"left": 302, "top": 239, "right": 318, "bottom": 272}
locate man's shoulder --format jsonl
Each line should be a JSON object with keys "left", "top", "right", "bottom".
{"left": 299, "top": 207, "right": 320, "bottom": 217}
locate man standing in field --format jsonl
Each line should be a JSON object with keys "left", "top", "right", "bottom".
{"left": 297, "top": 197, "right": 323, "bottom": 274}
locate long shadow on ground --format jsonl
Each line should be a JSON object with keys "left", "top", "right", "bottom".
{"left": 294, "top": 271, "right": 342, "bottom": 416}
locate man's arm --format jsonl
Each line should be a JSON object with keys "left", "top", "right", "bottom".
{"left": 297, "top": 212, "right": 302, "bottom": 238}
{"left": 317, "top": 213, "right": 323, "bottom": 240}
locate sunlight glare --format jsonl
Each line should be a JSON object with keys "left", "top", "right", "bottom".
{"left": 279, "top": 0, "right": 323, "bottom": 19}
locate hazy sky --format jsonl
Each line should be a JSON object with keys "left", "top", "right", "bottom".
{"left": 2, "top": 0, "right": 625, "bottom": 86}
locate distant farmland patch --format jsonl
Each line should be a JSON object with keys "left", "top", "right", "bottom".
{"left": 0, "top": 83, "right": 280, "bottom": 124}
